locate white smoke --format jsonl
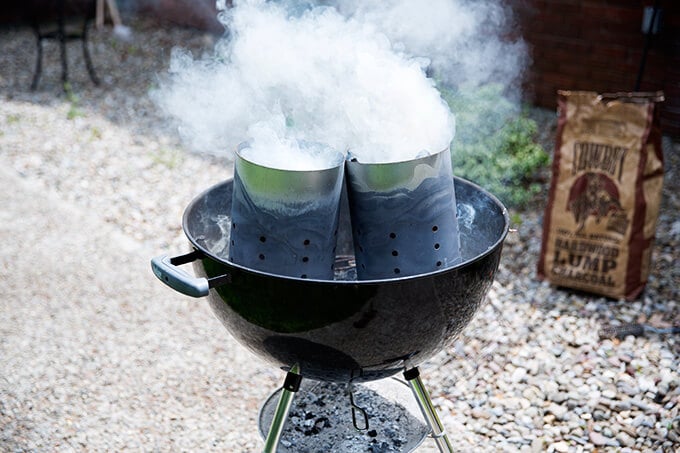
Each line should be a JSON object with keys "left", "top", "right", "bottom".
{"left": 154, "top": 0, "right": 527, "bottom": 168}
{"left": 331, "top": 0, "right": 527, "bottom": 92}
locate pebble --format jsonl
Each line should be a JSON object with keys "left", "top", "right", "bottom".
{"left": 589, "top": 431, "right": 619, "bottom": 447}
{"left": 1, "top": 16, "right": 679, "bottom": 453}
{"left": 471, "top": 407, "right": 491, "bottom": 419}
{"left": 602, "top": 389, "right": 617, "bottom": 399}
{"left": 511, "top": 367, "right": 528, "bottom": 383}
{"left": 550, "top": 440, "right": 569, "bottom": 452}
{"left": 616, "top": 431, "right": 636, "bottom": 447}
{"left": 546, "top": 404, "right": 569, "bottom": 421}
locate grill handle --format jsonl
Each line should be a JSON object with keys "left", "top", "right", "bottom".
{"left": 151, "top": 250, "right": 229, "bottom": 298}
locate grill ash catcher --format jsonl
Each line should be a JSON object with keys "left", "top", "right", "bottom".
{"left": 151, "top": 147, "right": 509, "bottom": 452}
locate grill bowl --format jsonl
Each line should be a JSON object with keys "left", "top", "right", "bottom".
{"left": 179, "top": 176, "right": 508, "bottom": 382}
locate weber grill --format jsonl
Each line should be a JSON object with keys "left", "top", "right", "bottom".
{"left": 152, "top": 165, "right": 508, "bottom": 451}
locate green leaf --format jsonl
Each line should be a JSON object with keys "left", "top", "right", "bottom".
{"left": 442, "top": 84, "right": 549, "bottom": 208}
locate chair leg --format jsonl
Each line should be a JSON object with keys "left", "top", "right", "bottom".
{"left": 59, "top": 33, "right": 68, "bottom": 86}
{"left": 82, "top": 19, "right": 100, "bottom": 85}
{"left": 31, "top": 0, "right": 100, "bottom": 90}
{"left": 31, "top": 31, "right": 43, "bottom": 91}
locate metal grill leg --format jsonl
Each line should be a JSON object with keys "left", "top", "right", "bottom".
{"left": 404, "top": 367, "right": 453, "bottom": 453}
{"left": 263, "top": 364, "right": 302, "bottom": 453}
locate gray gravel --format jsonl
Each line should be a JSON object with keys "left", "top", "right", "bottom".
{"left": 1, "top": 19, "right": 679, "bottom": 452}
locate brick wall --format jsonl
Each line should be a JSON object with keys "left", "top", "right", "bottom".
{"left": 508, "top": 0, "right": 680, "bottom": 137}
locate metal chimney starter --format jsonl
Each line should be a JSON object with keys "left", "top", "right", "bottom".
{"left": 228, "top": 143, "right": 345, "bottom": 280}
{"left": 345, "top": 148, "right": 462, "bottom": 279}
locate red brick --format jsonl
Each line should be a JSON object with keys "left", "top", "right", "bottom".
{"left": 580, "top": 2, "right": 638, "bottom": 21}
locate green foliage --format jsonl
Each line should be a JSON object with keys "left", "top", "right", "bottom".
{"left": 442, "top": 84, "right": 549, "bottom": 208}
{"left": 510, "top": 211, "right": 523, "bottom": 227}
{"left": 63, "top": 82, "right": 84, "bottom": 120}
{"left": 89, "top": 126, "right": 103, "bottom": 141}
{"left": 150, "top": 147, "right": 183, "bottom": 169}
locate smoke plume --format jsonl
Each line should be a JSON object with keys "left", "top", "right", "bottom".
{"left": 154, "top": 0, "right": 527, "bottom": 168}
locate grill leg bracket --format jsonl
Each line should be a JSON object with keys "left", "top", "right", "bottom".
{"left": 404, "top": 367, "right": 454, "bottom": 453}
{"left": 262, "top": 364, "right": 302, "bottom": 453}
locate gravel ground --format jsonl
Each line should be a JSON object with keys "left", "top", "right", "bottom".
{"left": 1, "top": 19, "right": 679, "bottom": 452}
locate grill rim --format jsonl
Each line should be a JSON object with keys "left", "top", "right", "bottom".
{"left": 182, "top": 175, "right": 509, "bottom": 285}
